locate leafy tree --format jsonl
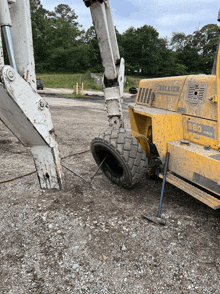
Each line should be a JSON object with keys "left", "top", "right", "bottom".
{"left": 30, "top": 1, "right": 84, "bottom": 72}
{"left": 48, "top": 4, "right": 81, "bottom": 30}
{"left": 192, "top": 24, "right": 220, "bottom": 73}
{"left": 46, "top": 4, "right": 83, "bottom": 72}
{"left": 170, "top": 25, "right": 220, "bottom": 74}
{"left": 82, "top": 26, "right": 103, "bottom": 73}
{"left": 156, "top": 38, "right": 188, "bottom": 77}
{"left": 120, "top": 25, "right": 181, "bottom": 77}
{"left": 30, "top": 0, "right": 50, "bottom": 71}
{"left": 170, "top": 32, "right": 188, "bottom": 51}
{"left": 178, "top": 45, "right": 201, "bottom": 74}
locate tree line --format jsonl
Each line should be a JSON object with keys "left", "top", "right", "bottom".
{"left": 30, "top": 0, "right": 220, "bottom": 77}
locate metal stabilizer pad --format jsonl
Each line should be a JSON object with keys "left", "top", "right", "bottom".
{"left": 142, "top": 215, "right": 166, "bottom": 225}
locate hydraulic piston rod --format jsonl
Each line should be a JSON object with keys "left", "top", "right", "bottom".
{"left": 2, "top": 26, "right": 17, "bottom": 71}
{"left": 0, "top": 0, "right": 17, "bottom": 71}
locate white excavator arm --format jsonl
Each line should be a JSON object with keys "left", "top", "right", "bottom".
{"left": 83, "top": 0, "right": 125, "bottom": 128}
{"left": 0, "top": 0, "right": 63, "bottom": 190}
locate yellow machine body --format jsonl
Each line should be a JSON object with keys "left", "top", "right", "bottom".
{"left": 128, "top": 49, "right": 220, "bottom": 209}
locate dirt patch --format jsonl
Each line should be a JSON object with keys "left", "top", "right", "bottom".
{"left": 1, "top": 97, "right": 220, "bottom": 293}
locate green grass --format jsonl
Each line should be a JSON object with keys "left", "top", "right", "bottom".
{"left": 36, "top": 73, "right": 142, "bottom": 93}
{"left": 36, "top": 73, "right": 102, "bottom": 91}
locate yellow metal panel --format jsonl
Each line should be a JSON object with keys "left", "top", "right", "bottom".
{"left": 177, "top": 75, "right": 217, "bottom": 121}
{"left": 168, "top": 141, "right": 220, "bottom": 195}
{"left": 217, "top": 41, "right": 220, "bottom": 146}
{"left": 128, "top": 104, "right": 183, "bottom": 162}
{"left": 136, "top": 76, "right": 187, "bottom": 111}
{"left": 128, "top": 105, "right": 151, "bottom": 135}
{"left": 182, "top": 115, "right": 218, "bottom": 150}
{"left": 136, "top": 75, "right": 217, "bottom": 121}
{"left": 151, "top": 113, "right": 183, "bottom": 163}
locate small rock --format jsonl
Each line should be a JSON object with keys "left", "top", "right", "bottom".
{"left": 121, "top": 245, "right": 127, "bottom": 251}
{"left": 57, "top": 230, "right": 61, "bottom": 234}
{"left": 73, "top": 264, "right": 79, "bottom": 269}
{"left": 103, "top": 255, "right": 107, "bottom": 260}
{"left": 97, "top": 282, "right": 101, "bottom": 289}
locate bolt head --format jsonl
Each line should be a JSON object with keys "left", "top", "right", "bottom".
{"left": 6, "top": 69, "right": 15, "bottom": 81}
{"left": 38, "top": 99, "right": 46, "bottom": 110}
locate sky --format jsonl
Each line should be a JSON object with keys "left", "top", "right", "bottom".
{"left": 41, "top": 0, "right": 219, "bottom": 39}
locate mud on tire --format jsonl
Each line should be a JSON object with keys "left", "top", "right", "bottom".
{"left": 91, "top": 128, "right": 148, "bottom": 188}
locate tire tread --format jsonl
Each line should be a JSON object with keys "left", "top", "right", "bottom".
{"left": 91, "top": 128, "right": 148, "bottom": 188}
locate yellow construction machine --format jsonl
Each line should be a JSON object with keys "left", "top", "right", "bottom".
{"left": 2, "top": 0, "right": 219, "bottom": 211}
{"left": 91, "top": 8, "right": 220, "bottom": 210}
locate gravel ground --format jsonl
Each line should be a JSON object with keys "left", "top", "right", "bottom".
{"left": 1, "top": 96, "right": 220, "bottom": 294}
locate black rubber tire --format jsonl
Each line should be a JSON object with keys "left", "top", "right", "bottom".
{"left": 91, "top": 128, "right": 148, "bottom": 188}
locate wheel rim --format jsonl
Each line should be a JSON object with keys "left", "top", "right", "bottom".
{"left": 93, "top": 145, "right": 124, "bottom": 178}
